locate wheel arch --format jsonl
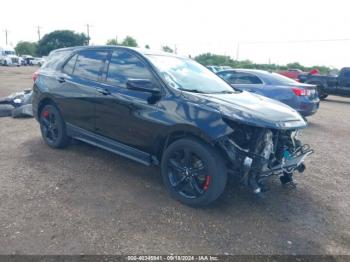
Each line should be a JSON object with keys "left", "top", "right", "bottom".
{"left": 36, "top": 97, "right": 59, "bottom": 119}
{"left": 154, "top": 124, "right": 215, "bottom": 162}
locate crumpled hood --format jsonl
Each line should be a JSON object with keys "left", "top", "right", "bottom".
{"left": 183, "top": 91, "right": 307, "bottom": 130}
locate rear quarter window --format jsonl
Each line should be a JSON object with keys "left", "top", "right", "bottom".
{"left": 63, "top": 54, "right": 78, "bottom": 74}
{"left": 42, "top": 51, "right": 72, "bottom": 70}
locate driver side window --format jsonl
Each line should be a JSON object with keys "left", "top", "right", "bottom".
{"left": 106, "top": 50, "right": 153, "bottom": 88}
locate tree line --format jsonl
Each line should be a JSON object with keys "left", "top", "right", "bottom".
{"left": 14, "top": 30, "right": 334, "bottom": 73}
{"left": 194, "top": 53, "right": 335, "bottom": 74}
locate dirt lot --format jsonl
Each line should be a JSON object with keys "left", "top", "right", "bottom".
{"left": 0, "top": 66, "right": 349, "bottom": 255}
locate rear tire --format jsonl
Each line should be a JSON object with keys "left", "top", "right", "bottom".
{"left": 39, "top": 104, "right": 70, "bottom": 148}
{"left": 161, "top": 137, "right": 227, "bottom": 207}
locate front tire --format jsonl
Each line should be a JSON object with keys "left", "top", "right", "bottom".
{"left": 39, "top": 104, "right": 70, "bottom": 148}
{"left": 161, "top": 137, "right": 227, "bottom": 207}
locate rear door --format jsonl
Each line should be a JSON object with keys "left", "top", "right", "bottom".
{"left": 95, "top": 49, "right": 162, "bottom": 152}
{"left": 56, "top": 49, "right": 108, "bottom": 131}
{"left": 337, "top": 68, "right": 350, "bottom": 96}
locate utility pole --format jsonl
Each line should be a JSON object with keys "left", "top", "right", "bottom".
{"left": 37, "top": 26, "right": 41, "bottom": 41}
{"left": 236, "top": 42, "right": 240, "bottom": 61}
{"left": 4, "top": 29, "right": 8, "bottom": 45}
{"left": 86, "top": 24, "right": 91, "bottom": 45}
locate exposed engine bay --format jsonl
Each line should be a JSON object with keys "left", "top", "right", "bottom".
{"left": 217, "top": 120, "right": 313, "bottom": 195}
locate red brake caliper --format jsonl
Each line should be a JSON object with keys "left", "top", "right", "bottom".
{"left": 203, "top": 176, "right": 211, "bottom": 191}
{"left": 42, "top": 111, "right": 49, "bottom": 118}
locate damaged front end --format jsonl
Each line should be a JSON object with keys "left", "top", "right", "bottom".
{"left": 217, "top": 120, "right": 313, "bottom": 195}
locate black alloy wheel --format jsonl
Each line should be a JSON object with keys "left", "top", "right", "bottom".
{"left": 39, "top": 104, "right": 70, "bottom": 148}
{"left": 167, "top": 147, "right": 210, "bottom": 199}
{"left": 161, "top": 137, "right": 227, "bottom": 207}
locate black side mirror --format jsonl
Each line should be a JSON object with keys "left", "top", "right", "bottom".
{"left": 126, "top": 79, "right": 160, "bottom": 94}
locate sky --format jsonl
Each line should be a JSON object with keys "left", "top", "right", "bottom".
{"left": 1, "top": 0, "right": 350, "bottom": 68}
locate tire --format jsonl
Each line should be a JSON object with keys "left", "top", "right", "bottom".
{"left": 161, "top": 137, "right": 227, "bottom": 207}
{"left": 310, "top": 82, "right": 328, "bottom": 100}
{"left": 39, "top": 104, "right": 70, "bottom": 148}
{"left": 320, "top": 94, "right": 328, "bottom": 100}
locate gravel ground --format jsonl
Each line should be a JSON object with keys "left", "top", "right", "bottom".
{"left": 0, "top": 67, "right": 349, "bottom": 255}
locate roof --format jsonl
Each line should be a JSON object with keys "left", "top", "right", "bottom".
{"left": 50, "top": 45, "right": 185, "bottom": 58}
{"left": 218, "top": 68, "right": 276, "bottom": 76}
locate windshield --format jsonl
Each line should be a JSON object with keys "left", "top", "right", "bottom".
{"left": 146, "top": 55, "right": 234, "bottom": 93}
{"left": 4, "top": 51, "right": 16, "bottom": 55}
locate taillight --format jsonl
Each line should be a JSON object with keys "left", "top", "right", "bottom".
{"left": 292, "top": 87, "right": 310, "bottom": 96}
{"left": 32, "top": 70, "right": 39, "bottom": 82}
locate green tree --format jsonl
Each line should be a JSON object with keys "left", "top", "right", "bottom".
{"left": 145, "top": 44, "right": 150, "bottom": 49}
{"left": 194, "top": 52, "right": 335, "bottom": 74}
{"left": 106, "top": 38, "right": 119, "bottom": 45}
{"left": 194, "top": 53, "right": 233, "bottom": 66}
{"left": 15, "top": 41, "right": 37, "bottom": 56}
{"left": 162, "top": 45, "right": 173, "bottom": 53}
{"left": 37, "top": 30, "right": 89, "bottom": 56}
{"left": 120, "top": 36, "right": 138, "bottom": 47}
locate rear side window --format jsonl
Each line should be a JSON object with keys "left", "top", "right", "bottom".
{"left": 229, "top": 73, "right": 263, "bottom": 84}
{"left": 63, "top": 54, "right": 78, "bottom": 74}
{"left": 219, "top": 72, "right": 236, "bottom": 81}
{"left": 106, "top": 50, "right": 153, "bottom": 87}
{"left": 74, "top": 50, "right": 108, "bottom": 81}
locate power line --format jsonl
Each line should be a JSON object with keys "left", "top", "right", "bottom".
{"left": 241, "top": 38, "right": 350, "bottom": 45}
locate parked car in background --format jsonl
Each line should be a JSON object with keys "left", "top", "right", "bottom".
{"left": 21, "top": 55, "right": 34, "bottom": 65}
{"left": 19, "top": 56, "right": 25, "bottom": 66}
{"left": 206, "top": 65, "right": 222, "bottom": 73}
{"left": 31, "top": 57, "right": 45, "bottom": 66}
{"left": 32, "top": 46, "right": 312, "bottom": 206}
{"left": 298, "top": 67, "right": 350, "bottom": 99}
{"left": 217, "top": 69, "right": 319, "bottom": 117}
{"left": 206, "top": 65, "right": 233, "bottom": 73}
{"left": 0, "top": 46, "right": 20, "bottom": 66}
{"left": 279, "top": 69, "right": 305, "bottom": 81}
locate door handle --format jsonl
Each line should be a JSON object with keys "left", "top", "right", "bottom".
{"left": 56, "top": 76, "right": 66, "bottom": 83}
{"left": 96, "top": 87, "right": 111, "bottom": 95}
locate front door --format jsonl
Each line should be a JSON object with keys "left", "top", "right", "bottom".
{"left": 94, "top": 49, "right": 161, "bottom": 153}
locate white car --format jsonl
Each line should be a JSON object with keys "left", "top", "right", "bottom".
{"left": 0, "top": 46, "right": 20, "bottom": 66}
{"left": 31, "top": 57, "right": 45, "bottom": 66}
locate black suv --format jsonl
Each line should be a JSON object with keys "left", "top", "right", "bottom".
{"left": 32, "top": 46, "right": 313, "bottom": 206}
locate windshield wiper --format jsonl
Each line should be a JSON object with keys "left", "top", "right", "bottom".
{"left": 213, "top": 90, "right": 234, "bottom": 94}
{"left": 178, "top": 88, "right": 205, "bottom": 93}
